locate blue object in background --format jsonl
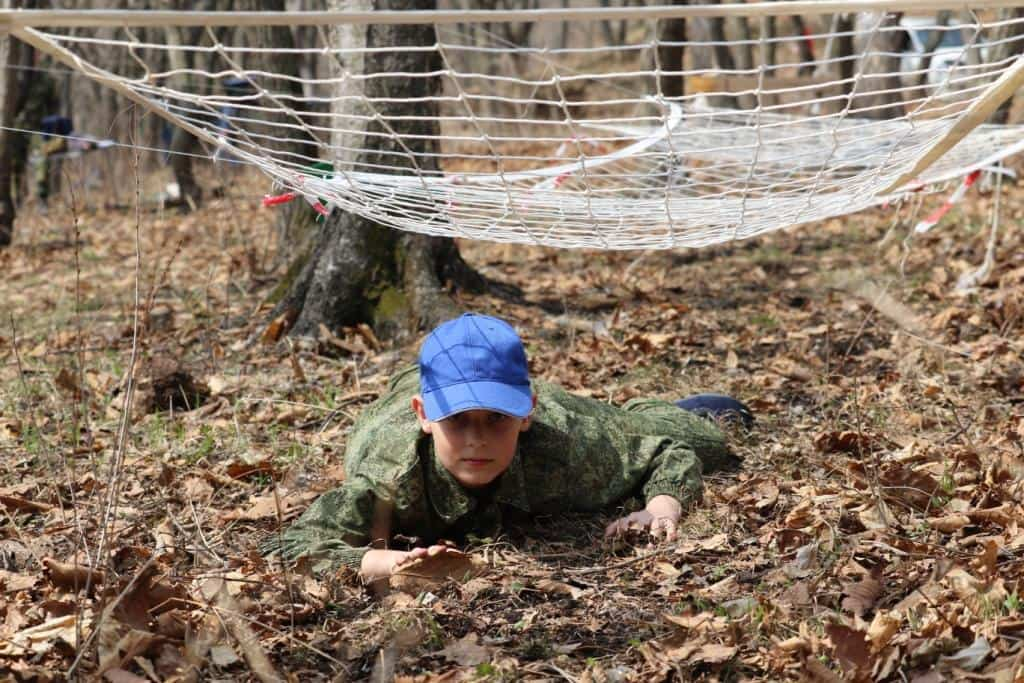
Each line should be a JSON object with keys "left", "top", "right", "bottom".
{"left": 41, "top": 115, "right": 73, "bottom": 139}
{"left": 676, "top": 393, "right": 754, "bottom": 428}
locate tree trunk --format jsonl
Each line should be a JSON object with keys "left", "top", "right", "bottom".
{"left": 1, "top": 0, "right": 49, "bottom": 246}
{"left": 163, "top": 10, "right": 209, "bottom": 212}
{"left": 656, "top": 3, "right": 686, "bottom": 100}
{"left": 274, "top": 0, "right": 482, "bottom": 342}
{"left": 991, "top": 8, "right": 1024, "bottom": 124}
{"left": 854, "top": 12, "right": 905, "bottom": 120}
{"left": 791, "top": 15, "right": 815, "bottom": 76}
{"left": 0, "top": 0, "right": 18, "bottom": 246}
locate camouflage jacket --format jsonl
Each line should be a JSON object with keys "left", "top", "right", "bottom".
{"left": 265, "top": 366, "right": 731, "bottom": 571}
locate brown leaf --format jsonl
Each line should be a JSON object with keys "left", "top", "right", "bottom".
{"left": 939, "top": 635, "right": 991, "bottom": 672}
{"left": 389, "top": 551, "right": 484, "bottom": 594}
{"left": 662, "top": 638, "right": 737, "bottom": 664}
{"left": 225, "top": 458, "right": 277, "bottom": 481}
{"left": 260, "top": 311, "right": 295, "bottom": 345}
{"left": 535, "top": 579, "right": 584, "bottom": 600}
{"left": 967, "top": 505, "right": 1013, "bottom": 528}
{"left": 0, "top": 494, "right": 52, "bottom": 514}
{"left": 692, "top": 642, "right": 737, "bottom": 664}
{"left": 218, "top": 489, "right": 317, "bottom": 522}
{"left": 197, "top": 578, "right": 280, "bottom": 683}
{"left": 98, "top": 624, "right": 160, "bottom": 676}
{"left": 663, "top": 612, "right": 729, "bottom": 634}
{"left": 103, "top": 668, "right": 150, "bottom": 683}
{"left": 0, "top": 613, "right": 86, "bottom": 656}
{"left": 878, "top": 463, "right": 941, "bottom": 511}
{"left": 866, "top": 611, "right": 901, "bottom": 652}
{"left": 816, "top": 431, "right": 885, "bottom": 455}
{"left": 438, "top": 632, "right": 490, "bottom": 666}
{"left": 928, "top": 513, "right": 970, "bottom": 533}
{"left": 973, "top": 539, "right": 999, "bottom": 579}
{"left": 43, "top": 558, "right": 105, "bottom": 594}
{"left": 841, "top": 566, "right": 884, "bottom": 617}
{"left": 181, "top": 476, "right": 214, "bottom": 502}
{"left": 697, "top": 575, "right": 739, "bottom": 601}
{"left": 825, "top": 623, "right": 873, "bottom": 676}
{"left": 113, "top": 572, "right": 189, "bottom": 631}
{"left": 0, "top": 569, "right": 37, "bottom": 593}
{"left": 54, "top": 367, "right": 82, "bottom": 398}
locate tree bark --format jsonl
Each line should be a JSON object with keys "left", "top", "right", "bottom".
{"left": 854, "top": 12, "right": 905, "bottom": 120}
{"left": 990, "top": 8, "right": 1024, "bottom": 124}
{"left": 656, "top": 2, "right": 686, "bottom": 100}
{"left": 1, "top": 0, "right": 48, "bottom": 246}
{"left": 0, "top": 0, "right": 19, "bottom": 247}
{"left": 163, "top": 23, "right": 203, "bottom": 211}
{"left": 274, "top": 0, "right": 482, "bottom": 342}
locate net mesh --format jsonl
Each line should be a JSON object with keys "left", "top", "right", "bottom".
{"left": 13, "top": 5, "right": 1024, "bottom": 249}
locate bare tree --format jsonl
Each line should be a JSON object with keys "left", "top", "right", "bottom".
{"left": 1, "top": 0, "right": 53, "bottom": 247}
{"left": 990, "top": 7, "right": 1024, "bottom": 124}
{"left": 655, "top": 2, "right": 687, "bottom": 100}
{"left": 0, "top": 0, "right": 19, "bottom": 246}
{"left": 854, "top": 12, "right": 905, "bottom": 120}
{"left": 272, "top": 0, "right": 483, "bottom": 341}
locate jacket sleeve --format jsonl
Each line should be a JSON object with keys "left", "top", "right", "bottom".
{"left": 261, "top": 475, "right": 382, "bottom": 573}
{"left": 638, "top": 436, "right": 704, "bottom": 506}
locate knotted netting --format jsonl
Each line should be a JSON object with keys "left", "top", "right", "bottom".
{"left": 7, "top": 2, "right": 1024, "bottom": 249}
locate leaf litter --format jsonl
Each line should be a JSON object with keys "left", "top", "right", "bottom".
{"left": 0, "top": 166, "right": 1023, "bottom": 681}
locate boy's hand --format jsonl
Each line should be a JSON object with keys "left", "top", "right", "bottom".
{"left": 392, "top": 544, "right": 459, "bottom": 570}
{"left": 604, "top": 495, "right": 682, "bottom": 542}
{"left": 359, "top": 545, "right": 458, "bottom": 583}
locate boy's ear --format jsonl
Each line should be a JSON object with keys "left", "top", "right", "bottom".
{"left": 519, "top": 394, "right": 539, "bottom": 432}
{"left": 411, "top": 395, "right": 433, "bottom": 433}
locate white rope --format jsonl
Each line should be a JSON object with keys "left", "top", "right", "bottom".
{"left": 11, "top": 8, "right": 1024, "bottom": 250}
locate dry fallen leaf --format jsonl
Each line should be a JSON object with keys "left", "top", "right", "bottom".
{"left": 928, "top": 513, "right": 971, "bottom": 533}
{"left": 43, "top": 558, "right": 105, "bottom": 594}
{"left": 841, "top": 565, "right": 884, "bottom": 617}
{"left": 0, "top": 613, "right": 88, "bottom": 656}
{"left": 825, "top": 623, "right": 872, "bottom": 677}
{"left": 940, "top": 635, "right": 991, "bottom": 672}
{"left": 389, "top": 551, "right": 484, "bottom": 594}
{"left": 438, "top": 632, "right": 490, "bottom": 666}
{"left": 219, "top": 489, "right": 318, "bottom": 522}
{"left": 535, "top": 578, "right": 584, "bottom": 600}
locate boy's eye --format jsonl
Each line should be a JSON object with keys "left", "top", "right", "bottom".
{"left": 487, "top": 413, "right": 509, "bottom": 424}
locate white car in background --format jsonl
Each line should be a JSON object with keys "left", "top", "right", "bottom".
{"left": 897, "top": 16, "right": 979, "bottom": 86}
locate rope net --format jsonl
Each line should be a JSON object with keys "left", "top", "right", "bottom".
{"left": 12, "top": 5, "right": 1024, "bottom": 249}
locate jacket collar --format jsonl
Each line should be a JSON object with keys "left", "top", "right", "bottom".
{"left": 425, "top": 443, "right": 531, "bottom": 524}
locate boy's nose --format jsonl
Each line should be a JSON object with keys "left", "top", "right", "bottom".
{"left": 463, "top": 422, "right": 485, "bottom": 445}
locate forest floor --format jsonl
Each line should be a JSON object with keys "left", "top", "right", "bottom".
{"left": 0, "top": 164, "right": 1022, "bottom": 682}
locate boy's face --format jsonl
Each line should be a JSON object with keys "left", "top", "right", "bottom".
{"left": 412, "top": 396, "right": 536, "bottom": 488}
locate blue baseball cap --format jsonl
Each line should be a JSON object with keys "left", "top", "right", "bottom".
{"left": 419, "top": 313, "right": 533, "bottom": 421}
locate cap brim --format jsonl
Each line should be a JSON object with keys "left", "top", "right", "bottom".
{"left": 422, "top": 380, "right": 533, "bottom": 421}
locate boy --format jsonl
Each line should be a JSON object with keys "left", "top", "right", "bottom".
{"left": 266, "top": 314, "right": 745, "bottom": 583}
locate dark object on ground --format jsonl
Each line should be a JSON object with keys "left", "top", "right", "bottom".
{"left": 133, "top": 355, "right": 210, "bottom": 415}
{"left": 676, "top": 393, "right": 754, "bottom": 428}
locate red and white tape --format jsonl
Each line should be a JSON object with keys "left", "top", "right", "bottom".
{"left": 913, "top": 169, "right": 982, "bottom": 234}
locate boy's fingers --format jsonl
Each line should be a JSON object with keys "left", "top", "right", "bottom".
{"left": 605, "top": 518, "right": 631, "bottom": 538}
{"left": 649, "top": 517, "right": 678, "bottom": 542}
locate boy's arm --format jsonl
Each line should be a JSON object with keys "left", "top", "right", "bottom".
{"left": 605, "top": 441, "right": 702, "bottom": 541}
{"left": 262, "top": 476, "right": 386, "bottom": 573}
{"left": 642, "top": 441, "right": 703, "bottom": 506}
